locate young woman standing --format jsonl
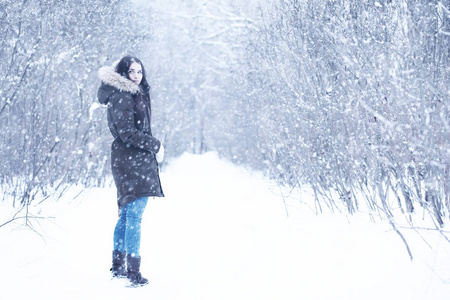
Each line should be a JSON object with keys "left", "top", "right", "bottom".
{"left": 97, "top": 55, "right": 165, "bottom": 286}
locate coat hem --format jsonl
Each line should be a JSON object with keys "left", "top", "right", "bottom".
{"left": 118, "top": 192, "right": 164, "bottom": 210}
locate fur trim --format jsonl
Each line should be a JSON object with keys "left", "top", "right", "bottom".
{"left": 98, "top": 66, "right": 140, "bottom": 94}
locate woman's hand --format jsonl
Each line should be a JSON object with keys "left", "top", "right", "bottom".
{"left": 156, "top": 144, "right": 165, "bottom": 163}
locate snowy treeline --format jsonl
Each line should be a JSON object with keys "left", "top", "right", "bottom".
{"left": 250, "top": 1, "right": 450, "bottom": 225}
{"left": 1, "top": 0, "right": 449, "bottom": 230}
{"left": 0, "top": 0, "right": 149, "bottom": 205}
{"left": 240, "top": 1, "right": 450, "bottom": 225}
{"left": 139, "top": 0, "right": 450, "bottom": 229}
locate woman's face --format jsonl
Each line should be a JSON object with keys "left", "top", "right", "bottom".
{"left": 128, "top": 62, "right": 143, "bottom": 85}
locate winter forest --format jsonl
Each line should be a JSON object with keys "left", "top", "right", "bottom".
{"left": 1, "top": 0, "right": 450, "bottom": 258}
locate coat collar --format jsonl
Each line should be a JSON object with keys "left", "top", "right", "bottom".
{"left": 98, "top": 66, "right": 140, "bottom": 94}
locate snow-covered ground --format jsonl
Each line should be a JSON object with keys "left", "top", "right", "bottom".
{"left": 2, "top": 152, "right": 450, "bottom": 300}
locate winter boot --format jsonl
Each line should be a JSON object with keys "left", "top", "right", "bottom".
{"left": 111, "top": 250, "right": 127, "bottom": 278}
{"left": 126, "top": 255, "right": 149, "bottom": 287}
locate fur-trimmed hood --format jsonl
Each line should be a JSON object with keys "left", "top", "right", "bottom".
{"left": 97, "top": 66, "right": 140, "bottom": 104}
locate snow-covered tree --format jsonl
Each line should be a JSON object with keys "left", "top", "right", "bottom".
{"left": 238, "top": 0, "right": 450, "bottom": 228}
{"left": 0, "top": 0, "right": 148, "bottom": 206}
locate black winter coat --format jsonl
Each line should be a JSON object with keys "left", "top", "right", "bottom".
{"left": 97, "top": 66, "right": 164, "bottom": 210}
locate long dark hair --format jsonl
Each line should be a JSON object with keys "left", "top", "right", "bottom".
{"left": 115, "top": 55, "right": 151, "bottom": 95}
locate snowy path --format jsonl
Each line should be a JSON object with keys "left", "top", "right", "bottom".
{"left": 2, "top": 152, "right": 450, "bottom": 300}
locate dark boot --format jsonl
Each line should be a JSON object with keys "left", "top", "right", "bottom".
{"left": 111, "top": 250, "right": 127, "bottom": 278}
{"left": 127, "top": 255, "right": 149, "bottom": 286}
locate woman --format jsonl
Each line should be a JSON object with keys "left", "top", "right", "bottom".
{"left": 97, "top": 55, "right": 165, "bottom": 286}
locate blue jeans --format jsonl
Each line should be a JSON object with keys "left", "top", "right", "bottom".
{"left": 113, "top": 197, "right": 148, "bottom": 257}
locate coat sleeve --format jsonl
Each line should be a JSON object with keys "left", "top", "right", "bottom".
{"left": 110, "top": 93, "right": 161, "bottom": 153}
